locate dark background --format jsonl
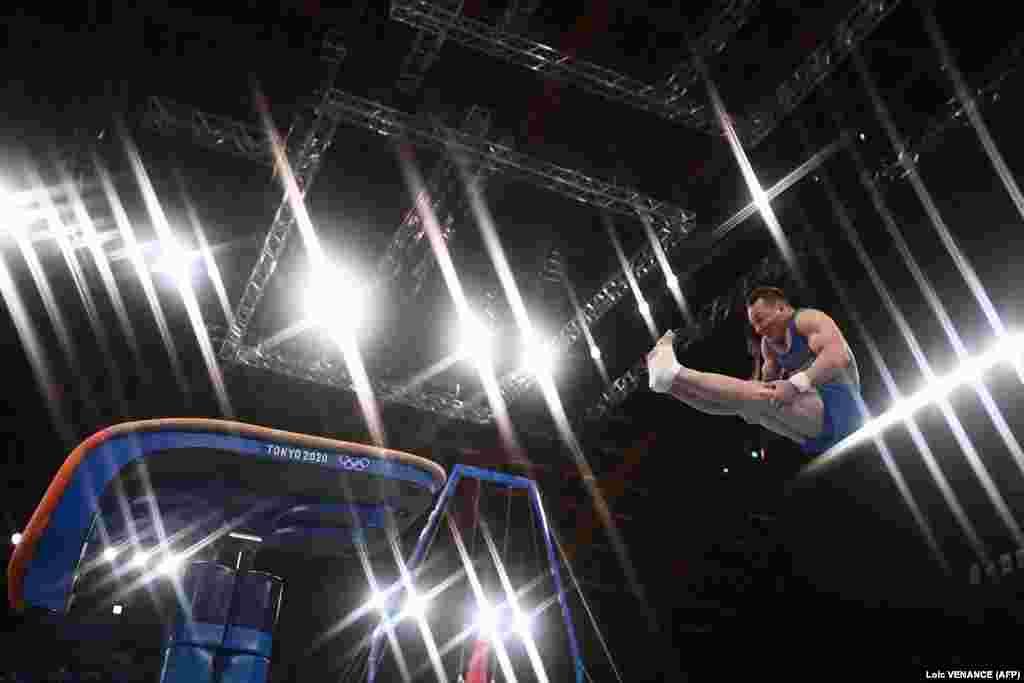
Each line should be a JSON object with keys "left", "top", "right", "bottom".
{"left": 4, "top": 0, "right": 1024, "bottom": 680}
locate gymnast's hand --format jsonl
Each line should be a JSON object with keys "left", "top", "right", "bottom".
{"left": 767, "top": 379, "right": 798, "bottom": 407}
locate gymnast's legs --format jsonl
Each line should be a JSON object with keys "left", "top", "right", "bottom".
{"left": 646, "top": 331, "right": 824, "bottom": 443}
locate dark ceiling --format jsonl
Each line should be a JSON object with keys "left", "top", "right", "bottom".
{"left": 5, "top": 0, "right": 1024, "bottom": 679}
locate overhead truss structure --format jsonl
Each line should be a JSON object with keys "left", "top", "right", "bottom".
{"left": 736, "top": 0, "right": 902, "bottom": 147}
{"left": 391, "top": 0, "right": 900, "bottom": 148}
{"left": 140, "top": 1, "right": 917, "bottom": 430}
{"left": 141, "top": 90, "right": 689, "bottom": 425}
{"left": 321, "top": 89, "right": 696, "bottom": 231}
{"left": 396, "top": 0, "right": 542, "bottom": 96}
{"left": 377, "top": 104, "right": 496, "bottom": 298}
{"left": 390, "top": 0, "right": 722, "bottom": 133}
{"left": 387, "top": 1, "right": 540, "bottom": 299}
{"left": 143, "top": 96, "right": 271, "bottom": 165}
{"left": 663, "top": 0, "right": 762, "bottom": 95}
{"left": 220, "top": 34, "right": 347, "bottom": 363}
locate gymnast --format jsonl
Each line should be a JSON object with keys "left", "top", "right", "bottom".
{"left": 646, "top": 286, "right": 865, "bottom": 455}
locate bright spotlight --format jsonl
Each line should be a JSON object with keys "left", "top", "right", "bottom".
{"left": 304, "top": 265, "right": 369, "bottom": 336}
{"left": 401, "top": 593, "right": 428, "bottom": 621}
{"left": 112, "top": 604, "right": 124, "bottom": 616}
{"left": 152, "top": 244, "right": 201, "bottom": 280}
{"left": 475, "top": 603, "right": 499, "bottom": 639}
{"left": 367, "top": 590, "right": 387, "bottom": 613}
{"left": 851, "top": 331, "right": 1024, "bottom": 446}
{"left": 132, "top": 552, "right": 150, "bottom": 569}
{"left": 513, "top": 612, "right": 533, "bottom": 639}
{"left": 157, "top": 554, "right": 182, "bottom": 575}
{"left": 10, "top": 532, "right": 22, "bottom": 546}
{"left": 459, "top": 313, "right": 495, "bottom": 365}
{"left": 590, "top": 347, "right": 602, "bottom": 361}
{"left": 638, "top": 300, "right": 650, "bottom": 317}
{"left": 0, "top": 187, "right": 32, "bottom": 237}
{"left": 103, "top": 547, "right": 118, "bottom": 562}
{"left": 522, "top": 335, "right": 557, "bottom": 377}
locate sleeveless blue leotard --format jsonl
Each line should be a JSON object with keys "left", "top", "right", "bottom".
{"left": 775, "top": 310, "right": 866, "bottom": 455}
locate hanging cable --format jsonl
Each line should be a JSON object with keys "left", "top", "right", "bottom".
{"left": 483, "top": 487, "right": 515, "bottom": 679}
{"left": 550, "top": 523, "right": 623, "bottom": 683}
{"left": 501, "top": 490, "right": 514, "bottom": 571}
{"left": 458, "top": 479, "right": 484, "bottom": 678}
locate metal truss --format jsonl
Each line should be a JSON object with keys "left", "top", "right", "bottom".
{"left": 870, "top": 29, "right": 1024, "bottom": 189}
{"left": 200, "top": 326, "right": 488, "bottom": 425}
{"left": 737, "top": 0, "right": 902, "bottom": 147}
{"left": 391, "top": 0, "right": 539, "bottom": 294}
{"left": 664, "top": 0, "right": 762, "bottom": 94}
{"left": 585, "top": 283, "right": 741, "bottom": 423}
{"left": 391, "top": 0, "right": 898, "bottom": 149}
{"left": 232, "top": 341, "right": 489, "bottom": 422}
{"left": 138, "top": 2, "right": 915, "bottom": 426}
{"left": 395, "top": 11, "right": 450, "bottom": 96}
{"left": 322, "top": 89, "right": 696, "bottom": 230}
{"left": 139, "top": 92, "right": 691, "bottom": 425}
{"left": 142, "top": 96, "right": 272, "bottom": 165}
{"left": 377, "top": 104, "right": 494, "bottom": 298}
{"left": 219, "top": 35, "right": 347, "bottom": 362}
{"left": 396, "top": 0, "right": 543, "bottom": 96}
{"left": 389, "top": 0, "right": 718, "bottom": 132}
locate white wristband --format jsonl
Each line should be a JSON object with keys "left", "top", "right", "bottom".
{"left": 649, "top": 358, "right": 682, "bottom": 393}
{"left": 789, "top": 371, "right": 813, "bottom": 393}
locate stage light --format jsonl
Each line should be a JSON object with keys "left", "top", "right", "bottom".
{"left": 367, "top": 590, "right": 387, "bottom": 613}
{"left": 0, "top": 187, "right": 32, "bottom": 238}
{"left": 521, "top": 334, "right": 557, "bottom": 377}
{"left": 474, "top": 603, "right": 499, "bottom": 640}
{"left": 132, "top": 551, "right": 150, "bottom": 569}
{"left": 590, "top": 347, "right": 602, "bottom": 361}
{"left": 473, "top": 602, "right": 532, "bottom": 642}
{"left": 512, "top": 611, "right": 533, "bottom": 639}
{"left": 103, "top": 547, "right": 117, "bottom": 561}
{"left": 304, "top": 264, "right": 369, "bottom": 336}
{"left": 400, "top": 593, "right": 428, "bottom": 621}
{"left": 157, "top": 554, "right": 182, "bottom": 575}
{"left": 458, "top": 312, "right": 496, "bottom": 366}
{"left": 10, "top": 532, "right": 22, "bottom": 545}
{"left": 151, "top": 243, "right": 201, "bottom": 282}
{"left": 853, "top": 331, "right": 1024, "bottom": 445}
{"left": 112, "top": 604, "right": 123, "bottom": 615}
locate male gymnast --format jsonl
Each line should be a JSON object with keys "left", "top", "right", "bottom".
{"left": 646, "top": 286, "right": 865, "bottom": 455}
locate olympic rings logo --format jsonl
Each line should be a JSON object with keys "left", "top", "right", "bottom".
{"left": 339, "top": 455, "right": 371, "bottom": 471}
{"left": 265, "top": 444, "right": 371, "bottom": 471}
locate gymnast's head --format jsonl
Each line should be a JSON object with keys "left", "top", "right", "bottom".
{"left": 746, "top": 286, "right": 793, "bottom": 342}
